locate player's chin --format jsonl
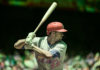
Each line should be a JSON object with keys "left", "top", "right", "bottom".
{"left": 59, "top": 37, "right": 63, "bottom": 40}
{"left": 56, "top": 38, "right": 62, "bottom": 42}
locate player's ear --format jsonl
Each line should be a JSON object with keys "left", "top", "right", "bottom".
{"left": 51, "top": 31, "right": 56, "bottom": 35}
{"left": 48, "top": 31, "right": 56, "bottom": 37}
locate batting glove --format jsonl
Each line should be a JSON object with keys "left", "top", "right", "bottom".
{"left": 25, "top": 32, "right": 36, "bottom": 45}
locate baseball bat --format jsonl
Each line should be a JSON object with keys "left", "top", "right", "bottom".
{"left": 33, "top": 2, "right": 57, "bottom": 34}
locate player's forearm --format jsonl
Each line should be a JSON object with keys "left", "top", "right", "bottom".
{"left": 32, "top": 45, "right": 52, "bottom": 58}
{"left": 14, "top": 39, "right": 26, "bottom": 49}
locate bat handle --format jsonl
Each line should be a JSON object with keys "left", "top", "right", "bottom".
{"left": 33, "top": 21, "right": 43, "bottom": 34}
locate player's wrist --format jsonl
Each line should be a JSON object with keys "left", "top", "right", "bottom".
{"left": 25, "top": 32, "right": 36, "bottom": 45}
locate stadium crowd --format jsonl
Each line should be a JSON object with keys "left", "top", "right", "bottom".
{"left": 0, "top": 51, "right": 100, "bottom": 70}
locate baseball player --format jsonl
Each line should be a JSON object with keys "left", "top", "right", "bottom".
{"left": 14, "top": 21, "right": 68, "bottom": 70}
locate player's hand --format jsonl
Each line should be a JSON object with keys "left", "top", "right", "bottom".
{"left": 25, "top": 32, "right": 36, "bottom": 45}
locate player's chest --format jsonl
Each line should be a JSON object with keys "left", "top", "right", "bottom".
{"left": 39, "top": 40, "right": 52, "bottom": 50}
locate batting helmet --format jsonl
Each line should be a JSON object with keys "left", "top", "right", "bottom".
{"left": 47, "top": 22, "right": 68, "bottom": 35}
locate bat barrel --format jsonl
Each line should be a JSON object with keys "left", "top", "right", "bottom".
{"left": 33, "top": 2, "right": 57, "bottom": 34}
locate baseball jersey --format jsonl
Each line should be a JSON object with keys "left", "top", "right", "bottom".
{"left": 24, "top": 36, "right": 67, "bottom": 70}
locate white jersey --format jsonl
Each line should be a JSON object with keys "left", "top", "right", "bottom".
{"left": 24, "top": 36, "right": 67, "bottom": 70}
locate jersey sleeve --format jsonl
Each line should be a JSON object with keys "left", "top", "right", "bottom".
{"left": 49, "top": 42, "right": 67, "bottom": 61}
{"left": 49, "top": 49, "right": 60, "bottom": 58}
{"left": 32, "top": 37, "right": 41, "bottom": 46}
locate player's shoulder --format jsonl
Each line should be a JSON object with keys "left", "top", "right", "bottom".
{"left": 58, "top": 40, "right": 67, "bottom": 46}
{"left": 35, "top": 36, "right": 47, "bottom": 43}
{"left": 55, "top": 40, "right": 67, "bottom": 48}
{"left": 60, "top": 41, "right": 67, "bottom": 46}
{"left": 38, "top": 36, "right": 47, "bottom": 40}
{"left": 35, "top": 36, "right": 46, "bottom": 40}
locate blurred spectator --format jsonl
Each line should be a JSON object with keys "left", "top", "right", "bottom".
{"left": 70, "top": 55, "right": 89, "bottom": 70}
{"left": 86, "top": 52, "right": 95, "bottom": 69}
{"left": 24, "top": 50, "right": 38, "bottom": 70}
{"left": 0, "top": 52, "right": 5, "bottom": 70}
{"left": 91, "top": 53, "right": 100, "bottom": 70}
{"left": 94, "top": 52, "right": 100, "bottom": 62}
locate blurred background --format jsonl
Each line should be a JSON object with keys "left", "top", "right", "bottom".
{"left": 0, "top": 0, "right": 100, "bottom": 70}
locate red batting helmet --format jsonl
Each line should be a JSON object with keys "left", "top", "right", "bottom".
{"left": 47, "top": 22, "right": 68, "bottom": 35}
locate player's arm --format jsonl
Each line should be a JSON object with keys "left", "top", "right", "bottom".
{"left": 14, "top": 39, "right": 53, "bottom": 58}
{"left": 14, "top": 32, "right": 36, "bottom": 49}
{"left": 14, "top": 39, "right": 26, "bottom": 49}
{"left": 31, "top": 43, "right": 67, "bottom": 58}
{"left": 32, "top": 45, "right": 53, "bottom": 58}
{"left": 14, "top": 39, "right": 52, "bottom": 58}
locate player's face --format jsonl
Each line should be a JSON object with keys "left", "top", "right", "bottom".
{"left": 54, "top": 32, "right": 64, "bottom": 41}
